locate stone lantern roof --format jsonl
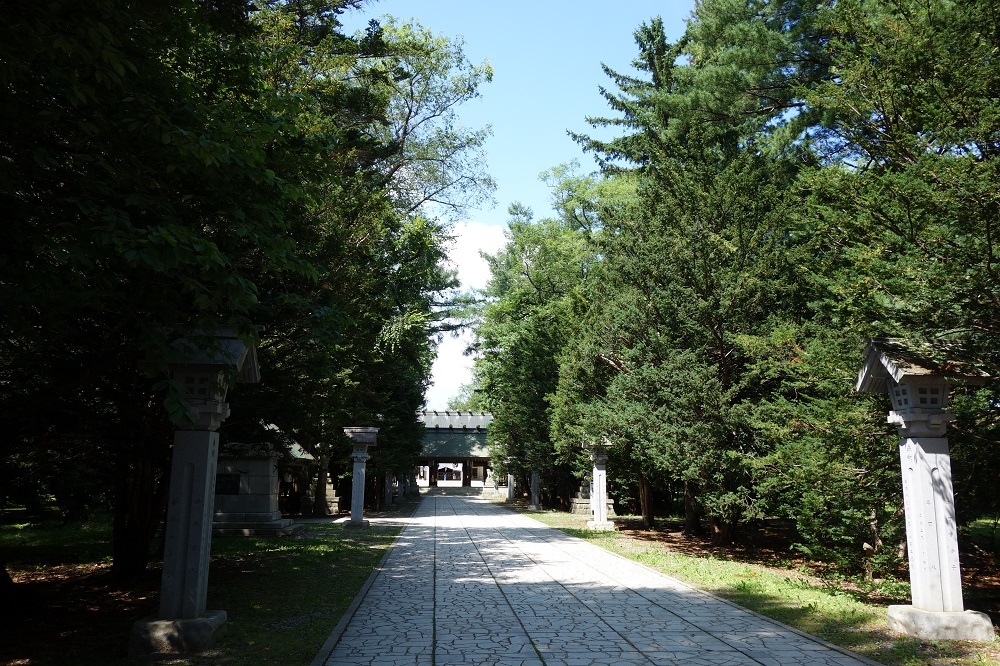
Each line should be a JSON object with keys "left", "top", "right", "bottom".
{"left": 170, "top": 327, "right": 260, "bottom": 383}
{"left": 855, "top": 338, "right": 989, "bottom": 394}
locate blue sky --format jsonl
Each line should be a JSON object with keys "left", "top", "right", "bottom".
{"left": 343, "top": 1, "right": 694, "bottom": 225}
{"left": 342, "top": 1, "right": 695, "bottom": 406}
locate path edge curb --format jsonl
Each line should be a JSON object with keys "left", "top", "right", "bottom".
{"left": 309, "top": 502, "right": 419, "bottom": 666}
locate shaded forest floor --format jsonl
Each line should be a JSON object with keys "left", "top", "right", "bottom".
{"left": 0, "top": 505, "right": 410, "bottom": 666}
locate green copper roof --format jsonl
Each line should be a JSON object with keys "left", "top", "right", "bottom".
{"left": 421, "top": 430, "right": 489, "bottom": 459}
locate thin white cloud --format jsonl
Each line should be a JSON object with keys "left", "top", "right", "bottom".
{"left": 426, "top": 220, "right": 507, "bottom": 408}
{"left": 447, "top": 220, "right": 508, "bottom": 292}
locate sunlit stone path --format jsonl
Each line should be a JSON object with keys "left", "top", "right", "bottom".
{"left": 313, "top": 494, "right": 880, "bottom": 666}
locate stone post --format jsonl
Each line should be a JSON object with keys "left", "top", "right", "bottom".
{"left": 504, "top": 457, "right": 515, "bottom": 502}
{"left": 131, "top": 328, "right": 259, "bottom": 656}
{"left": 586, "top": 447, "right": 614, "bottom": 531}
{"left": 344, "top": 427, "right": 378, "bottom": 528}
{"left": 856, "top": 339, "right": 994, "bottom": 641}
{"left": 410, "top": 471, "right": 420, "bottom": 497}
{"left": 529, "top": 469, "right": 541, "bottom": 510}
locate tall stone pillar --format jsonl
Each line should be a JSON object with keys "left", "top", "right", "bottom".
{"left": 131, "top": 328, "right": 259, "bottom": 655}
{"left": 587, "top": 448, "right": 614, "bottom": 531}
{"left": 344, "top": 427, "right": 378, "bottom": 528}
{"left": 528, "top": 469, "right": 541, "bottom": 510}
{"left": 856, "top": 339, "right": 994, "bottom": 641}
{"left": 504, "top": 457, "right": 515, "bottom": 502}
{"left": 159, "top": 426, "right": 224, "bottom": 620}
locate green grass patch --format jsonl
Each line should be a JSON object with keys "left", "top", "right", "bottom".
{"left": 0, "top": 512, "right": 115, "bottom": 565}
{"left": 173, "top": 523, "right": 400, "bottom": 666}
{"left": 962, "top": 517, "right": 1000, "bottom": 556}
{"left": 523, "top": 508, "right": 999, "bottom": 666}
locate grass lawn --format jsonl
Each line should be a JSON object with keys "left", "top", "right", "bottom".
{"left": 520, "top": 506, "right": 1000, "bottom": 666}
{"left": 0, "top": 506, "right": 409, "bottom": 665}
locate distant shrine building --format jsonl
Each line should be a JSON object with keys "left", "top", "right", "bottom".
{"left": 417, "top": 411, "right": 494, "bottom": 488}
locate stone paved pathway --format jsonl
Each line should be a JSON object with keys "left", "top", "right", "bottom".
{"left": 315, "top": 495, "right": 880, "bottom": 666}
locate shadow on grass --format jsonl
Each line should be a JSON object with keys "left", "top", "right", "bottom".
{"left": 0, "top": 510, "right": 409, "bottom": 666}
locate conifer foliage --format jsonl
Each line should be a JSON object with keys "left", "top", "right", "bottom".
{"left": 473, "top": 0, "right": 1000, "bottom": 575}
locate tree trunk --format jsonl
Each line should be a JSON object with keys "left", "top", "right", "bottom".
{"left": 710, "top": 516, "right": 737, "bottom": 546}
{"left": 862, "top": 509, "right": 883, "bottom": 581}
{"left": 111, "top": 409, "right": 169, "bottom": 580}
{"left": 313, "top": 455, "right": 330, "bottom": 516}
{"left": 683, "top": 481, "right": 703, "bottom": 536}
{"left": 22, "top": 483, "right": 45, "bottom": 517}
{"left": 638, "top": 473, "right": 654, "bottom": 529}
{"left": 0, "top": 561, "right": 15, "bottom": 600}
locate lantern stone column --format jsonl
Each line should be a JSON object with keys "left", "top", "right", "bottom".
{"left": 131, "top": 328, "right": 260, "bottom": 656}
{"left": 586, "top": 445, "right": 614, "bottom": 531}
{"left": 856, "top": 339, "right": 994, "bottom": 641}
{"left": 344, "top": 427, "right": 378, "bottom": 528}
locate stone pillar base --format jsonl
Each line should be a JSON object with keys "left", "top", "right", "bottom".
{"left": 342, "top": 519, "right": 370, "bottom": 529}
{"left": 587, "top": 520, "right": 615, "bottom": 531}
{"left": 130, "top": 610, "right": 226, "bottom": 656}
{"left": 888, "top": 605, "right": 995, "bottom": 642}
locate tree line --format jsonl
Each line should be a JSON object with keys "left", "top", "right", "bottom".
{"left": 0, "top": 1, "right": 490, "bottom": 577}
{"left": 464, "top": 0, "right": 1000, "bottom": 578}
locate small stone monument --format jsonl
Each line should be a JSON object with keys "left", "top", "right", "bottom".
{"left": 131, "top": 327, "right": 260, "bottom": 655}
{"left": 344, "top": 427, "right": 378, "bottom": 528}
{"left": 584, "top": 440, "right": 614, "bottom": 531}
{"left": 213, "top": 453, "right": 302, "bottom": 536}
{"left": 856, "top": 338, "right": 994, "bottom": 641}
{"left": 570, "top": 480, "right": 591, "bottom": 515}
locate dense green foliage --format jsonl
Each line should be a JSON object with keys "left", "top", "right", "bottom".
{"left": 0, "top": 1, "right": 490, "bottom": 575}
{"left": 472, "top": 0, "right": 1000, "bottom": 577}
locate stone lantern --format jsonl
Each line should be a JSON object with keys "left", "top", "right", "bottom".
{"left": 344, "top": 427, "right": 378, "bottom": 528}
{"left": 583, "top": 439, "right": 614, "bottom": 531}
{"left": 132, "top": 327, "right": 260, "bottom": 655}
{"left": 855, "top": 339, "right": 994, "bottom": 641}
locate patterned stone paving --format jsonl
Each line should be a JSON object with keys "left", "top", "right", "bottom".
{"left": 316, "top": 495, "right": 881, "bottom": 666}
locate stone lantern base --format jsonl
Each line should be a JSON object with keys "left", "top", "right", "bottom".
{"left": 888, "top": 605, "right": 995, "bottom": 642}
{"left": 129, "top": 610, "right": 227, "bottom": 656}
{"left": 342, "top": 519, "right": 370, "bottom": 529}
